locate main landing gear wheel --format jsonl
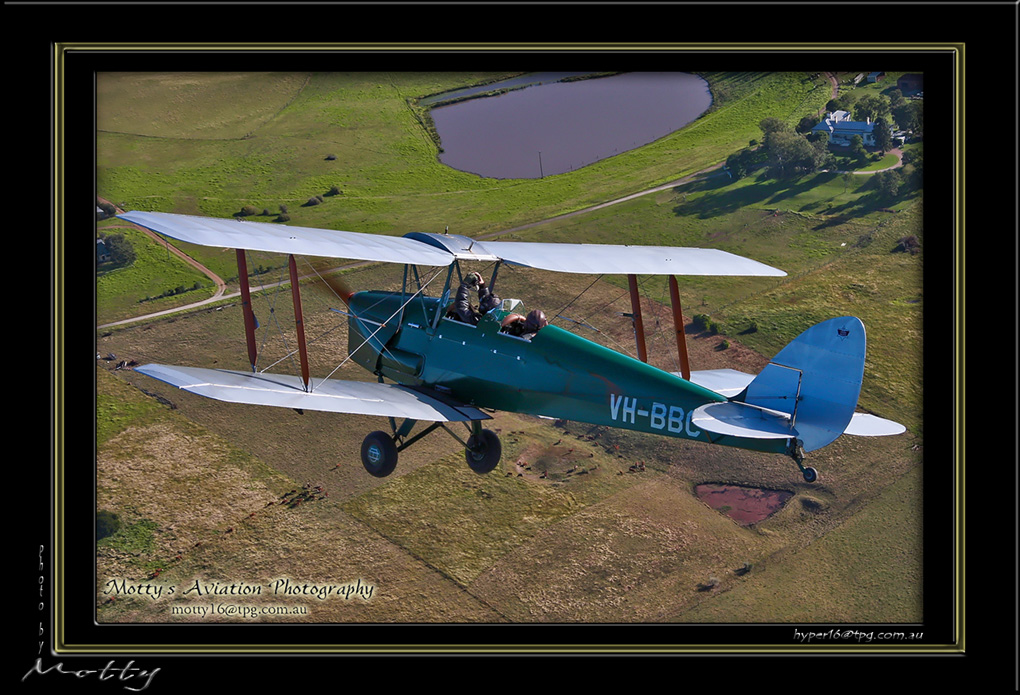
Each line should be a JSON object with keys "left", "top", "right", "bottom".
{"left": 465, "top": 429, "right": 501, "bottom": 474}
{"left": 361, "top": 431, "right": 398, "bottom": 478}
{"left": 802, "top": 467, "right": 818, "bottom": 483}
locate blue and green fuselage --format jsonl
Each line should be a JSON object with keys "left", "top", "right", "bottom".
{"left": 347, "top": 290, "right": 790, "bottom": 455}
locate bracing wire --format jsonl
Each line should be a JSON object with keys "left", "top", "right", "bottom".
{"left": 550, "top": 274, "right": 604, "bottom": 326}
{"left": 318, "top": 264, "right": 447, "bottom": 385}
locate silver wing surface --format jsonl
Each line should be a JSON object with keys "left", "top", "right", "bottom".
{"left": 119, "top": 211, "right": 455, "bottom": 266}
{"left": 843, "top": 412, "right": 907, "bottom": 436}
{"left": 135, "top": 364, "right": 490, "bottom": 422}
{"left": 480, "top": 241, "right": 787, "bottom": 276}
{"left": 119, "top": 211, "right": 785, "bottom": 276}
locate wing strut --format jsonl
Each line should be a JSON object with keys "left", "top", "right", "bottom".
{"left": 668, "top": 276, "right": 692, "bottom": 380}
{"left": 288, "top": 254, "right": 311, "bottom": 391}
{"left": 627, "top": 274, "right": 648, "bottom": 363}
{"left": 236, "top": 249, "right": 259, "bottom": 372}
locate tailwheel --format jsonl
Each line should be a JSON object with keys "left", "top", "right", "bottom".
{"left": 361, "top": 431, "right": 398, "bottom": 478}
{"left": 788, "top": 440, "right": 818, "bottom": 483}
{"left": 465, "top": 429, "right": 501, "bottom": 474}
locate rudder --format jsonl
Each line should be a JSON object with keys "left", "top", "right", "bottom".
{"left": 738, "top": 316, "right": 866, "bottom": 453}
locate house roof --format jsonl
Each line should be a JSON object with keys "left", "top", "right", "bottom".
{"left": 832, "top": 120, "right": 875, "bottom": 135}
{"left": 812, "top": 111, "right": 874, "bottom": 137}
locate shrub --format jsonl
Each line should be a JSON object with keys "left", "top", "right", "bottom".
{"left": 275, "top": 214, "right": 291, "bottom": 223}
{"left": 103, "top": 234, "right": 136, "bottom": 266}
{"left": 97, "top": 510, "right": 120, "bottom": 540}
{"left": 326, "top": 186, "right": 343, "bottom": 196}
{"left": 238, "top": 205, "right": 259, "bottom": 217}
{"left": 304, "top": 197, "right": 321, "bottom": 207}
{"left": 894, "top": 235, "right": 921, "bottom": 254}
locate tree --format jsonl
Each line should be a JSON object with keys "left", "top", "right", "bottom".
{"left": 103, "top": 234, "right": 136, "bottom": 266}
{"left": 796, "top": 115, "right": 818, "bottom": 134}
{"left": 811, "top": 136, "right": 835, "bottom": 171}
{"left": 875, "top": 170, "right": 901, "bottom": 201}
{"left": 763, "top": 130, "right": 823, "bottom": 178}
{"left": 726, "top": 147, "right": 764, "bottom": 179}
{"left": 893, "top": 100, "right": 923, "bottom": 136}
{"left": 759, "top": 117, "right": 788, "bottom": 135}
{"left": 827, "top": 93, "right": 857, "bottom": 114}
{"left": 849, "top": 135, "right": 867, "bottom": 163}
{"left": 901, "top": 149, "right": 923, "bottom": 188}
{"left": 854, "top": 94, "right": 890, "bottom": 123}
{"left": 872, "top": 117, "right": 892, "bottom": 154}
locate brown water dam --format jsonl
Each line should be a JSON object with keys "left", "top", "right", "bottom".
{"left": 694, "top": 484, "right": 794, "bottom": 525}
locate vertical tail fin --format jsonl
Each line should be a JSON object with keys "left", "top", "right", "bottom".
{"left": 738, "top": 316, "right": 866, "bottom": 452}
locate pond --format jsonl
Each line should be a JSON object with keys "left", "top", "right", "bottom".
{"left": 430, "top": 72, "right": 712, "bottom": 179}
{"left": 694, "top": 483, "right": 794, "bottom": 526}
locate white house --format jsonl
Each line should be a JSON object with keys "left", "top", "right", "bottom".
{"left": 811, "top": 110, "right": 879, "bottom": 147}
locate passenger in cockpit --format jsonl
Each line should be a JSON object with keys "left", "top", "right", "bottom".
{"left": 500, "top": 309, "right": 548, "bottom": 340}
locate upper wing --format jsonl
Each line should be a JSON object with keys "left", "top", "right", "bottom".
{"left": 119, "top": 211, "right": 455, "bottom": 267}
{"left": 135, "top": 364, "right": 490, "bottom": 422}
{"left": 479, "top": 240, "right": 787, "bottom": 276}
{"left": 120, "top": 211, "right": 784, "bottom": 276}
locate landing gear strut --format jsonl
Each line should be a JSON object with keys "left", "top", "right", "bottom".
{"left": 788, "top": 441, "right": 818, "bottom": 483}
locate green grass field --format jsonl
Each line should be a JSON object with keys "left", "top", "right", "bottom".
{"left": 94, "top": 71, "right": 924, "bottom": 627}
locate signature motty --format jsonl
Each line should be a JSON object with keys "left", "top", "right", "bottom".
{"left": 23, "top": 659, "right": 160, "bottom": 692}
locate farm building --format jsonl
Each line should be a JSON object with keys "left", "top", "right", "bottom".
{"left": 97, "top": 238, "right": 110, "bottom": 263}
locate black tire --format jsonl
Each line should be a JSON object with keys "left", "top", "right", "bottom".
{"left": 361, "top": 431, "right": 398, "bottom": 478}
{"left": 802, "top": 466, "right": 818, "bottom": 483}
{"left": 465, "top": 429, "right": 501, "bottom": 474}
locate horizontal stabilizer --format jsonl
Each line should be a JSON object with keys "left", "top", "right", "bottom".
{"left": 843, "top": 413, "right": 906, "bottom": 437}
{"left": 690, "top": 401, "right": 795, "bottom": 440}
{"left": 135, "top": 364, "right": 489, "bottom": 422}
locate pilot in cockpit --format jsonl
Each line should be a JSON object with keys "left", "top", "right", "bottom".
{"left": 454, "top": 272, "right": 500, "bottom": 325}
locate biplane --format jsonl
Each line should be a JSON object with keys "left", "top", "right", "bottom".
{"left": 118, "top": 211, "right": 905, "bottom": 483}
